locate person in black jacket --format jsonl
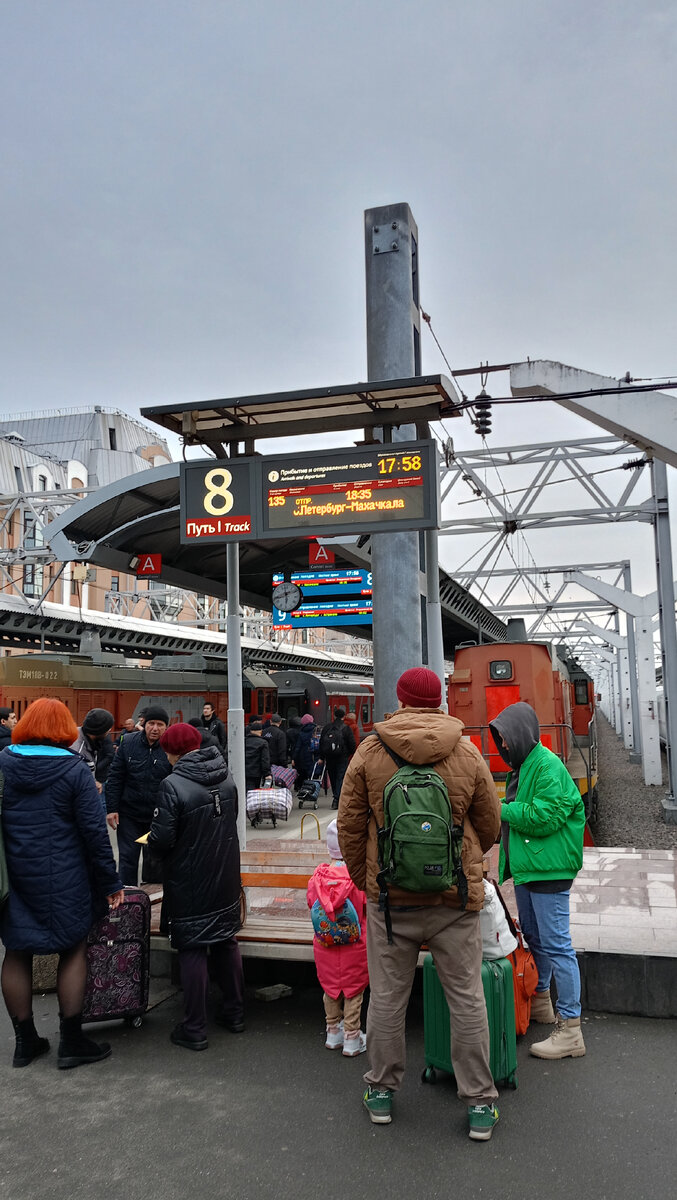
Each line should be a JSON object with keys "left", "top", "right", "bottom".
{"left": 199, "top": 701, "right": 226, "bottom": 749}
{"left": 0, "top": 706, "right": 17, "bottom": 751}
{"left": 188, "top": 717, "right": 225, "bottom": 757}
{"left": 244, "top": 721, "right": 271, "bottom": 794}
{"left": 286, "top": 715, "right": 301, "bottom": 763}
{"left": 261, "top": 713, "right": 287, "bottom": 767}
{"left": 147, "top": 723, "right": 244, "bottom": 1051}
{"left": 318, "top": 707, "right": 357, "bottom": 809}
{"left": 105, "top": 704, "right": 171, "bottom": 885}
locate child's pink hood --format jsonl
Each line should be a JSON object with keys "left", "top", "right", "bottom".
{"left": 310, "top": 863, "right": 355, "bottom": 919}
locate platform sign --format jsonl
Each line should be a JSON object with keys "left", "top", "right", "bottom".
{"left": 309, "top": 542, "right": 334, "bottom": 566}
{"left": 180, "top": 459, "right": 256, "bottom": 544}
{"left": 272, "top": 569, "right": 373, "bottom": 629}
{"left": 272, "top": 598, "right": 373, "bottom": 629}
{"left": 179, "top": 440, "right": 438, "bottom": 543}
{"left": 261, "top": 440, "right": 439, "bottom": 539}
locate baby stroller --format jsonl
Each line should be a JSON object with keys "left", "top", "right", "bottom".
{"left": 297, "top": 760, "right": 325, "bottom": 810}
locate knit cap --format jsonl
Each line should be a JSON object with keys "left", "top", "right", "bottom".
{"left": 396, "top": 667, "right": 442, "bottom": 709}
{"left": 160, "top": 723, "right": 202, "bottom": 755}
{"left": 143, "top": 704, "right": 169, "bottom": 724}
{"left": 300, "top": 714, "right": 314, "bottom": 725}
{"left": 81, "top": 708, "right": 115, "bottom": 736}
{"left": 326, "top": 819, "right": 342, "bottom": 860}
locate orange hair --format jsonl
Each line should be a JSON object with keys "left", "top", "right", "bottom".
{"left": 12, "top": 697, "right": 79, "bottom": 748}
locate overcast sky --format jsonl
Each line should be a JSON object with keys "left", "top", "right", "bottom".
{"left": 1, "top": 1, "right": 675, "bottom": 631}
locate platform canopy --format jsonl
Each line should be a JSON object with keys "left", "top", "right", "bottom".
{"left": 140, "top": 375, "right": 461, "bottom": 453}
{"left": 46, "top": 462, "right": 506, "bottom": 650}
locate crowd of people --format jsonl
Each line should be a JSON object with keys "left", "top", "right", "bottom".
{"left": 0, "top": 675, "right": 586, "bottom": 1142}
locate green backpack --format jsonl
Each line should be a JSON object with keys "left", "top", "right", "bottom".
{"left": 375, "top": 735, "right": 467, "bottom": 943}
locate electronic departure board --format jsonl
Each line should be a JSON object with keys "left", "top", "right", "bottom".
{"left": 261, "top": 441, "right": 438, "bottom": 539}
{"left": 180, "top": 440, "right": 439, "bottom": 544}
{"left": 271, "top": 569, "right": 373, "bottom": 629}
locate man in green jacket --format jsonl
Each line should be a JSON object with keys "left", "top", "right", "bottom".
{"left": 490, "top": 702, "right": 586, "bottom": 1060}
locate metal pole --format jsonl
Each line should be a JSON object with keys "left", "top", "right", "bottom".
{"left": 365, "top": 202, "right": 423, "bottom": 719}
{"left": 425, "top": 526, "right": 446, "bottom": 709}
{"left": 623, "top": 562, "right": 642, "bottom": 763}
{"left": 650, "top": 458, "right": 677, "bottom": 819}
{"left": 226, "top": 542, "right": 247, "bottom": 848}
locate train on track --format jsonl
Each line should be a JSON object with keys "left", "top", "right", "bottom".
{"left": 0, "top": 653, "right": 377, "bottom": 737}
{"left": 448, "top": 629, "right": 598, "bottom": 822}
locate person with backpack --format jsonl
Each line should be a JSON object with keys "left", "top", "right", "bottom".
{"left": 318, "top": 707, "right": 356, "bottom": 809}
{"left": 261, "top": 714, "right": 288, "bottom": 767}
{"left": 306, "top": 820, "right": 368, "bottom": 1057}
{"left": 337, "top": 667, "right": 501, "bottom": 1140}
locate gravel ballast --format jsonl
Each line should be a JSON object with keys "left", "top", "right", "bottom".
{"left": 593, "top": 712, "right": 677, "bottom": 849}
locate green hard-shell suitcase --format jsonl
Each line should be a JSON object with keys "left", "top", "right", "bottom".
{"left": 421, "top": 953, "right": 518, "bottom": 1089}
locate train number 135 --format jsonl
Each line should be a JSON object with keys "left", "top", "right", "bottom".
{"left": 203, "top": 468, "right": 234, "bottom": 515}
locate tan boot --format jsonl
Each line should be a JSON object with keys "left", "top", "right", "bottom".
{"left": 530, "top": 1015, "right": 586, "bottom": 1059}
{"left": 530, "top": 991, "right": 556, "bottom": 1024}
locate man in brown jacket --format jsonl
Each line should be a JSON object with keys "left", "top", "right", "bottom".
{"left": 337, "top": 667, "right": 502, "bottom": 1140}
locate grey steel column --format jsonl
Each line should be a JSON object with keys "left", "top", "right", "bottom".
{"left": 226, "top": 542, "right": 247, "bottom": 848}
{"left": 425, "top": 526, "right": 446, "bottom": 709}
{"left": 365, "top": 202, "right": 423, "bottom": 719}
{"left": 623, "top": 561, "right": 642, "bottom": 763}
{"left": 651, "top": 458, "right": 677, "bottom": 818}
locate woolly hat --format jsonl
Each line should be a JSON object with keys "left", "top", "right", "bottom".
{"left": 396, "top": 667, "right": 442, "bottom": 709}
{"left": 326, "top": 819, "right": 342, "bottom": 860}
{"left": 143, "top": 704, "right": 169, "bottom": 725}
{"left": 160, "top": 723, "right": 202, "bottom": 755}
{"left": 300, "top": 713, "right": 314, "bottom": 725}
{"left": 81, "top": 708, "right": 115, "bottom": 736}
{"left": 249, "top": 720, "right": 263, "bottom": 731}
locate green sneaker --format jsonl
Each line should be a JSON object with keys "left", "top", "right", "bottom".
{"left": 468, "top": 1103, "right": 499, "bottom": 1141}
{"left": 363, "top": 1086, "right": 393, "bottom": 1124}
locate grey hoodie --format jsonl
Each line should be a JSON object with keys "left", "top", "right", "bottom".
{"left": 489, "top": 702, "right": 540, "bottom": 875}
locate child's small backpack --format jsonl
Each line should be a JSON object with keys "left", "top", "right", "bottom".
{"left": 311, "top": 895, "right": 361, "bottom": 947}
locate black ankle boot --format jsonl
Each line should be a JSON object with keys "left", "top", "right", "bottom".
{"left": 11, "top": 1016, "right": 50, "bottom": 1068}
{"left": 57, "top": 1014, "right": 112, "bottom": 1070}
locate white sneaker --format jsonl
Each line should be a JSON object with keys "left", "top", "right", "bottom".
{"left": 342, "top": 1030, "right": 367, "bottom": 1057}
{"left": 325, "top": 1022, "right": 344, "bottom": 1050}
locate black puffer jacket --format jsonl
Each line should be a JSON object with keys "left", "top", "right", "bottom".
{"left": 105, "top": 731, "right": 171, "bottom": 822}
{"left": 262, "top": 724, "right": 287, "bottom": 766}
{"left": 244, "top": 733, "right": 270, "bottom": 785}
{"left": 147, "top": 746, "right": 241, "bottom": 949}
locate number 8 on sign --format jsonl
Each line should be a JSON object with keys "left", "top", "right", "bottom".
{"left": 203, "top": 468, "right": 234, "bottom": 515}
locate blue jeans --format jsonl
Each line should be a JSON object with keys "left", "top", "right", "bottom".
{"left": 116, "top": 814, "right": 149, "bottom": 886}
{"left": 514, "top": 885, "right": 581, "bottom": 1020}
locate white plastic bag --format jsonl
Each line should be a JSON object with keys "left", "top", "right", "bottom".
{"left": 480, "top": 879, "right": 519, "bottom": 960}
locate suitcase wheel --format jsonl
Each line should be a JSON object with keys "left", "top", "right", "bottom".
{"left": 421, "top": 1066, "right": 437, "bottom": 1084}
{"left": 124, "top": 1016, "right": 143, "bottom": 1029}
{"left": 313, "top": 803, "right": 318, "bottom": 810}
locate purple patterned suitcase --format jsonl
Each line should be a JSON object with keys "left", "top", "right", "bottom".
{"left": 81, "top": 887, "right": 151, "bottom": 1026}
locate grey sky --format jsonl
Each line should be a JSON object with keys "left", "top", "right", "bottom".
{"left": 1, "top": 1, "right": 675, "bottom": 615}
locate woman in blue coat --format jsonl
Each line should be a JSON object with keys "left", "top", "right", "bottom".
{"left": 0, "top": 698, "right": 123, "bottom": 1069}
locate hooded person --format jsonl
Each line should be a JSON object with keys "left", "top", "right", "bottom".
{"left": 71, "top": 709, "right": 115, "bottom": 791}
{"left": 292, "top": 714, "right": 315, "bottom": 785}
{"left": 489, "top": 701, "right": 586, "bottom": 1060}
{"left": 306, "top": 819, "right": 368, "bottom": 1057}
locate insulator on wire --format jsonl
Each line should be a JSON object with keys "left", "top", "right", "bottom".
{"left": 474, "top": 389, "right": 492, "bottom": 437}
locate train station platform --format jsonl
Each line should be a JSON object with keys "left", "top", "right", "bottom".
{"left": 147, "top": 829, "right": 677, "bottom": 1017}
{"left": 1, "top": 982, "right": 674, "bottom": 1200}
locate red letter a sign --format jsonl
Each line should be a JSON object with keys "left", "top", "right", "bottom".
{"left": 309, "top": 542, "right": 335, "bottom": 566}
{"left": 136, "top": 554, "right": 162, "bottom": 576}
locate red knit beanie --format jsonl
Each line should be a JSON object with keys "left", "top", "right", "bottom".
{"left": 160, "top": 723, "right": 202, "bottom": 755}
{"left": 396, "top": 667, "right": 442, "bottom": 709}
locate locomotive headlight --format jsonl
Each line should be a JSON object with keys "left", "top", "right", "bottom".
{"left": 489, "top": 660, "right": 513, "bottom": 681}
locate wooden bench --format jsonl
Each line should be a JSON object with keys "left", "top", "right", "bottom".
{"left": 149, "top": 843, "right": 331, "bottom": 966}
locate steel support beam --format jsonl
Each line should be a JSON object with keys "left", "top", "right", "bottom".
{"left": 650, "top": 459, "right": 677, "bottom": 820}
{"left": 365, "top": 203, "right": 426, "bottom": 718}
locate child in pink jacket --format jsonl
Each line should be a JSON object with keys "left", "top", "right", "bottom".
{"left": 307, "top": 820, "right": 368, "bottom": 1056}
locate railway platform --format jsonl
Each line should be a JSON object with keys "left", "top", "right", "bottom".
{"left": 1, "top": 982, "right": 674, "bottom": 1200}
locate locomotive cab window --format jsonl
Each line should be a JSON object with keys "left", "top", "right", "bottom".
{"left": 489, "top": 660, "right": 513, "bottom": 681}
{"left": 574, "top": 681, "right": 588, "bottom": 705}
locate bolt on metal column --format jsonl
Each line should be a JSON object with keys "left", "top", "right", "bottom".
{"left": 365, "top": 203, "right": 425, "bottom": 719}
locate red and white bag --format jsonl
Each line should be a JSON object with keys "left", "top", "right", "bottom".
{"left": 488, "top": 877, "right": 539, "bottom": 1035}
